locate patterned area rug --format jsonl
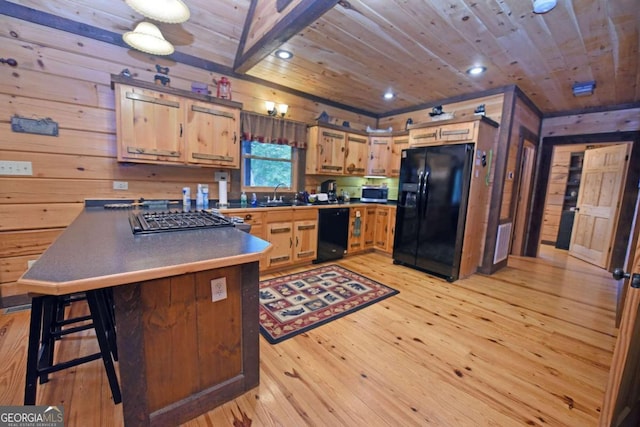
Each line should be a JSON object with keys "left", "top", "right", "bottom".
{"left": 259, "top": 264, "right": 399, "bottom": 344}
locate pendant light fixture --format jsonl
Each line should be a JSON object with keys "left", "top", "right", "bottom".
{"left": 123, "top": 22, "right": 175, "bottom": 55}
{"left": 125, "top": 0, "right": 191, "bottom": 24}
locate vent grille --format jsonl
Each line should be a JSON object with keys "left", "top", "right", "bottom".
{"left": 3, "top": 304, "right": 31, "bottom": 314}
{"left": 494, "top": 222, "right": 512, "bottom": 264}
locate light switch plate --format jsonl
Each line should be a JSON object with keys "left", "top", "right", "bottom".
{"left": 211, "top": 277, "right": 227, "bottom": 302}
{"left": 214, "top": 171, "right": 228, "bottom": 182}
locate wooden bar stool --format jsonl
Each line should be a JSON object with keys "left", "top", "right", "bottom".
{"left": 24, "top": 289, "right": 121, "bottom": 405}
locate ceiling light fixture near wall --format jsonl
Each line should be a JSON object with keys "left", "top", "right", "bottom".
{"left": 123, "top": 22, "right": 175, "bottom": 55}
{"left": 275, "top": 49, "right": 293, "bottom": 60}
{"left": 467, "top": 66, "right": 487, "bottom": 75}
{"left": 532, "top": 0, "right": 557, "bottom": 14}
{"left": 383, "top": 91, "right": 395, "bottom": 100}
{"left": 125, "top": 0, "right": 191, "bottom": 23}
{"left": 572, "top": 80, "right": 596, "bottom": 97}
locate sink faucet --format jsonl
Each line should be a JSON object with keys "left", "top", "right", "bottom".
{"left": 273, "top": 183, "right": 286, "bottom": 202}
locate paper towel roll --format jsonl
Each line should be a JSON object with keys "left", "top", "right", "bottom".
{"left": 218, "top": 179, "right": 228, "bottom": 207}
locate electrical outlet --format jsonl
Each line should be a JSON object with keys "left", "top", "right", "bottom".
{"left": 113, "top": 181, "right": 128, "bottom": 190}
{"left": 214, "top": 171, "right": 228, "bottom": 182}
{"left": 210, "top": 277, "right": 227, "bottom": 302}
{"left": 0, "top": 160, "right": 33, "bottom": 176}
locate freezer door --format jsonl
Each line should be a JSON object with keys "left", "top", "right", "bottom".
{"left": 393, "top": 147, "right": 426, "bottom": 265}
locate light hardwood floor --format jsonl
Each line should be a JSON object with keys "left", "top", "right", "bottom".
{"left": 0, "top": 247, "right": 618, "bottom": 426}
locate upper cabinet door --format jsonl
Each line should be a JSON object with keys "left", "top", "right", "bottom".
{"left": 185, "top": 100, "right": 240, "bottom": 168}
{"left": 389, "top": 135, "right": 409, "bottom": 177}
{"left": 306, "top": 126, "right": 346, "bottom": 175}
{"left": 344, "top": 133, "right": 368, "bottom": 175}
{"left": 319, "top": 129, "right": 346, "bottom": 174}
{"left": 115, "top": 84, "right": 185, "bottom": 163}
{"left": 368, "top": 136, "right": 390, "bottom": 176}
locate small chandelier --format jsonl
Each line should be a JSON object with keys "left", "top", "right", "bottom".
{"left": 125, "top": 0, "right": 191, "bottom": 24}
{"left": 123, "top": 22, "right": 175, "bottom": 56}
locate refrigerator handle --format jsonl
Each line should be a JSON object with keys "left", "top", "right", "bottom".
{"left": 417, "top": 170, "right": 425, "bottom": 213}
{"left": 421, "top": 171, "right": 430, "bottom": 219}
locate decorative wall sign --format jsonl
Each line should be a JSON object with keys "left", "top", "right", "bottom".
{"left": 11, "top": 115, "right": 59, "bottom": 136}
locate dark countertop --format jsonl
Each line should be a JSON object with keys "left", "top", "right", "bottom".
{"left": 17, "top": 207, "right": 271, "bottom": 296}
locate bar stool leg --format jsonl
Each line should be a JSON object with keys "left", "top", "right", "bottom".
{"left": 24, "top": 296, "right": 44, "bottom": 405}
{"left": 86, "top": 290, "right": 122, "bottom": 404}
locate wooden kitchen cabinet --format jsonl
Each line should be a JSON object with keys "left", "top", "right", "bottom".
{"left": 344, "top": 133, "right": 369, "bottom": 176}
{"left": 185, "top": 100, "right": 240, "bottom": 168}
{"left": 113, "top": 75, "right": 242, "bottom": 168}
{"left": 389, "top": 134, "right": 410, "bottom": 177}
{"left": 265, "top": 209, "right": 318, "bottom": 269}
{"left": 374, "top": 205, "right": 396, "bottom": 253}
{"left": 368, "top": 136, "right": 391, "bottom": 176}
{"left": 306, "top": 126, "right": 346, "bottom": 175}
{"left": 348, "top": 207, "right": 366, "bottom": 253}
{"left": 363, "top": 205, "right": 377, "bottom": 250}
{"left": 227, "top": 210, "right": 266, "bottom": 269}
{"left": 409, "top": 118, "right": 481, "bottom": 146}
{"left": 115, "top": 83, "right": 186, "bottom": 164}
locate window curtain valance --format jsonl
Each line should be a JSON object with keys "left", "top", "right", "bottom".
{"left": 241, "top": 111, "right": 307, "bottom": 149}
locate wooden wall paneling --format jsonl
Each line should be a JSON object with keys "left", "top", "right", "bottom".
{"left": 479, "top": 89, "right": 517, "bottom": 273}
{"left": 541, "top": 107, "right": 640, "bottom": 137}
{"left": 0, "top": 203, "right": 83, "bottom": 232}
{"left": 0, "top": 178, "right": 214, "bottom": 205}
{"left": 458, "top": 121, "right": 499, "bottom": 278}
{"left": 0, "top": 94, "right": 115, "bottom": 134}
{"left": 378, "top": 93, "right": 504, "bottom": 131}
{"left": 0, "top": 229, "right": 61, "bottom": 258}
{"left": 0, "top": 255, "right": 34, "bottom": 284}
{"left": 500, "top": 98, "right": 542, "bottom": 230}
{"left": 1, "top": 124, "right": 116, "bottom": 158}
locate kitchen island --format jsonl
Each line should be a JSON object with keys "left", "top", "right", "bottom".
{"left": 18, "top": 207, "right": 271, "bottom": 427}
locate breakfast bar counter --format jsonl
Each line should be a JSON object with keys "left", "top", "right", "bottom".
{"left": 18, "top": 207, "right": 271, "bottom": 427}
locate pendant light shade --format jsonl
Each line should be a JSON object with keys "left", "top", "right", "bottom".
{"left": 123, "top": 22, "right": 175, "bottom": 55}
{"left": 125, "top": 0, "right": 191, "bottom": 24}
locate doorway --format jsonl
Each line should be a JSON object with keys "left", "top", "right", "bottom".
{"left": 526, "top": 131, "right": 640, "bottom": 273}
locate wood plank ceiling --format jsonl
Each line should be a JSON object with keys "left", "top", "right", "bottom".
{"left": 3, "top": 0, "right": 639, "bottom": 116}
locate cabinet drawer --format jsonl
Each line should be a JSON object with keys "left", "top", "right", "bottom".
{"left": 232, "top": 211, "right": 264, "bottom": 226}
{"left": 266, "top": 210, "right": 294, "bottom": 223}
{"left": 294, "top": 208, "right": 318, "bottom": 221}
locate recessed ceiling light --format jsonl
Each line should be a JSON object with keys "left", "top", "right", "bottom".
{"left": 275, "top": 49, "right": 293, "bottom": 60}
{"left": 467, "top": 66, "right": 487, "bottom": 76}
{"left": 383, "top": 91, "right": 395, "bottom": 100}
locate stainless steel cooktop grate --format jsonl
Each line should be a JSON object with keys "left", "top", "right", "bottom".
{"left": 129, "top": 210, "right": 234, "bottom": 234}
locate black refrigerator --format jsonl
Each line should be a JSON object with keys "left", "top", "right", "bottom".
{"left": 392, "top": 143, "right": 474, "bottom": 282}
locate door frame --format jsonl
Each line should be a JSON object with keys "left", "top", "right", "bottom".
{"left": 526, "top": 131, "right": 640, "bottom": 271}
{"left": 510, "top": 129, "right": 537, "bottom": 256}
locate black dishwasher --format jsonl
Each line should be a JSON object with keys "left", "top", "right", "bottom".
{"left": 314, "top": 207, "right": 350, "bottom": 263}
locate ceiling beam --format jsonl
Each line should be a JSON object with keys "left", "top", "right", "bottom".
{"left": 234, "top": 0, "right": 339, "bottom": 74}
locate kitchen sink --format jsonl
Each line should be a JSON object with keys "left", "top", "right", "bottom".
{"left": 258, "top": 201, "right": 296, "bottom": 207}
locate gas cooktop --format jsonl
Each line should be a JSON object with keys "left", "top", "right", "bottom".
{"left": 129, "top": 210, "right": 234, "bottom": 234}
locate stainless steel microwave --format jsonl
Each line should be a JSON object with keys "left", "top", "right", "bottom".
{"left": 361, "top": 186, "right": 388, "bottom": 203}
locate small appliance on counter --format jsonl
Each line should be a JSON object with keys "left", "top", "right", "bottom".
{"left": 361, "top": 185, "right": 388, "bottom": 203}
{"left": 321, "top": 179, "right": 338, "bottom": 203}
